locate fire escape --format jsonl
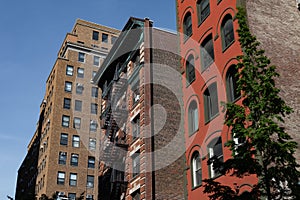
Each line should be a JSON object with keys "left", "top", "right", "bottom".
{"left": 99, "top": 67, "right": 128, "bottom": 200}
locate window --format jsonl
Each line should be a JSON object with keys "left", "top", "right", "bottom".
{"left": 183, "top": 12, "right": 192, "bottom": 39}
{"left": 87, "top": 175, "right": 94, "bottom": 188}
{"left": 63, "top": 98, "right": 71, "bottom": 109}
{"left": 92, "top": 71, "right": 97, "bottom": 79}
{"left": 69, "top": 173, "right": 77, "bottom": 186}
{"left": 186, "top": 54, "right": 195, "bottom": 85}
{"left": 132, "top": 117, "right": 140, "bottom": 140}
{"left": 86, "top": 195, "right": 94, "bottom": 200}
{"left": 68, "top": 193, "right": 76, "bottom": 200}
{"left": 226, "top": 66, "right": 240, "bottom": 102}
{"left": 204, "top": 83, "right": 219, "bottom": 122}
{"left": 197, "top": 0, "right": 210, "bottom": 24}
{"left": 77, "top": 68, "right": 84, "bottom": 78}
{"left": 91, "top": 103, "right": 98, "bottom": 114}
{"left": 200, "top": 34, "right": 214, "bottom": 70}
{"left": 89, "top": 138, "right": 96, "bottom": 150}
{"left": 90, "top": 120, "right": 98, "bottom": 132}
{"left": 72, "top": 135, "right": 80, "bottom": 148}
{"left": 66, "top": 65, "right": 74, "bottom": 76}
{"left": 60, "top": 133, "right": 68, "bottom": 145}
{"left": 132, "top": 191, "right": 140, "bottom": 200}
{"left": 93, "top": 56, "right": 100, "bottom": 66}
{"left": 70, "top": 153, "right": 79, "bottom": 166}
{"left": 88, "top": 156, "right": 95, "bottom": 168}
{"left": 102, "top": 33, "right": 108, "bottom": 43}
{"left": 58, "top": 152, "right": 67, "bottom": 165}
{"left": 188, "top": 101, "right": 198, "bottom": 135}
{"left": 91, "top": 87, "right": 98, "bottom": 98}
{"left": 132, "top": 153, "right": 140, "bottom": 178}
{"left": 57, "top": 172, "right": 65, "bottom": 185}
{"left": 132, "top": 80, "right": 140, "bottom": 106}
{"left": 221, "top": 15, "right": 235, "bottom": 50}
{"left": 78, "top": 52, "right": 85, "bottom": 62}
{"left": 208, "top": 137, "right": 224, "bottom": 178}
{"left": 191, "top": 151, "right": 202, "bottom": 187}
{"left": 62, "top": 115, "right": 70, "bottom": 127}
{"left": 65, "top": 81, "right": 72, "bottom": 92}
{"left": 75, "top": 100, "right": 82, "bottom": 112}
{"left": 73, "top": 117, "right": 81, "bottom": 129}
{"left": 111, "top": 36, "right": 117, "bottom": 44}
{"left": 76, "top": 83, "right": 84, "bottom": 94}
{"left": 92, "top": 31, "right": 99, "bottom": 40}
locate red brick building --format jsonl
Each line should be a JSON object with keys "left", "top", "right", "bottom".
{"left": 93, "top": 17, "right": 185, "bottom": 200}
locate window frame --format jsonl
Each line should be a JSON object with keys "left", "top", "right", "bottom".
{"left": 66, "top": 65, "right": 74, "bottom": 76}
{"left": 64, "top": 81, "right": 72, "bottom": 93}
{"left": 70, "top": 153, "right": 79, "bottom": 167}
{"left": 200, "top": 34, "right": 215, "bottom": 71}
{"left": 60, "top": 133, "right": 68, "bottom": 146}
{"left": 91, "top": 103, "right": 98, "bottom": 114}
{"left": 102, "top": 33, "right": 108, "bottom": 43}
{"left": 188, "top": 101, "right": 199, "bottom": 135}
{"left": 207, "top": 137, "right": 224, "bottom": 178}
{"left": 63, "top": 98, "right": 71, "bottom": 109}
{"left": 92, "top": 31, "right": 99, "bottom": 40}
{"left": 58, "top": 152, "right": 67, "bottom": 165}
{"left": 93, "top": 56, "right": 100, "bottom": 66}
{"left": 186, "top": 54, "right": 196, "bottom": 85}
{"left": 89, "top": 138, "right": 96, "bottom": 151}
{"left": 221, "top": 15, "right": 235, "bottom": 51}
{"left": 73, "top": 117, "right": 81, "bottom": 129}
{"left": 62, "top": 115, "right": 70, "bottom": 127}
{"left": 203, "top": 83, "right": 219, "bottom": 123}
{"left": 76, "top": 83, "right": 84, "bottom": 95}
{"left": 69, "top": 173, "right": 77, "bottom": 186}
{"left": 132, "top": 153, "right": 140, "bottom": 178}
{"left": 74, "top": 100, "right": 82, "bottom": 112}
{"left": 72, "top": 135, "right": 80, "bottom": 148}
{"left": 91, "top": 87, "right": 98, "bottom": 98}
{"left": 197, "top": 0, "right": 210, "bottom": 25}
{"left": 191, "top": 151, "right": 202, "bottom": 188}
{"left": 88, "top": 156, "right": 95, "bottom": 168}
{"left": 57, "top": 171, "right": 65, "bottom": 185}
{"left": 77, "top": 68, "right": 84, "bottom": 78}
{"left": 183, "top": 12, "right": 193, "bottom": 40}
{"left": 90, "top": 120, "right": 98, "bottom": 132}
{"left": 226, "top": 65, "right": 240, "bottom": 102}
{"left": 86, "top": 175, "right": 94, "bottom": 188}
{"left": 78, "top": 52, "right": 85, "bottom": 62}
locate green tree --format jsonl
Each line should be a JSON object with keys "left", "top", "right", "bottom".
{"left": 203, "top": 7, "right": 299, "bottom": 200}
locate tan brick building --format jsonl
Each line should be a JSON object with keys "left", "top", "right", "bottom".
{"left": 16, "top": 19, "right": 120, "bottom": 200}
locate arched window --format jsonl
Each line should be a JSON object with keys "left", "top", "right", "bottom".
{"left": 200, "top": 34, "right": 214, "bottom": 71}
{"left": 197, "top": 0, "right": 210, "bottom": 25}
{"left": 183, "top": 12, "right": 192, "bottom": 39}
{"left": 226, "top": 65, "right": 240, "bottom": 102}
{"left": 221, "top": 15, "right": 235, "bottom": 50}
{"left": 186, "top": 54, "right": 195, "bottom": 85}
{"left": 188, "top": 100, "right": 199, "bottom": 135}
{"left": 191, "top": 151, "right": 202, "bottom": 187}
{"left": 203, "top": 82, "right": 219, "bottom": 122}
{"left": 207, "top": 137, "right": 223, "bottom": 178}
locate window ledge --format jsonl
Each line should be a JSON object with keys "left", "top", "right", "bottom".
{"left": 188, "top": 128, "right": 199, "bottom": 137}
{"left": 191, "top": 184, "right": 202, "bottom": 191}
{"left": 186, "top": 78, "right": 195, "bottom": 88}
{"left": 222, "top": 40, "right": 235, "bottom": 53}
{"left": 205, "top": 113, "right": 220, "bottom": 125}
{"left": 198, "top": 14, "right": 210, "bottom": 27}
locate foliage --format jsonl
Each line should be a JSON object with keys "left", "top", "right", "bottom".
{"left": 203, "top": 7, "right": 299, "bottom": 200}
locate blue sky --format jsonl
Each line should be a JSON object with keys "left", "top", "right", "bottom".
{"left": 0, "top": 0, "right": 176, "bottom": 198}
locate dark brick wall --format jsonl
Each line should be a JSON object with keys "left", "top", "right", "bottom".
{"left": 245, "top": 0, "right": 300, "bottom": 163}
{"left": 151, "top": 29, "right": 185, "bottom": 200}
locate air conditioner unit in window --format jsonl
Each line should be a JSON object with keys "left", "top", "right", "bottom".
{"left": 86, "top": 194, "right": 93, "bottom": 199}
{"left": 134, "top": 95, "right": 140, "bottom": 102}
{"left": 297, "top": 0, "right": 300, "bottom": 10}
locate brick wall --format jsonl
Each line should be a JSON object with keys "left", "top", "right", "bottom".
{"left": 245, "top": 0, "right": 300, "bottom": 162}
